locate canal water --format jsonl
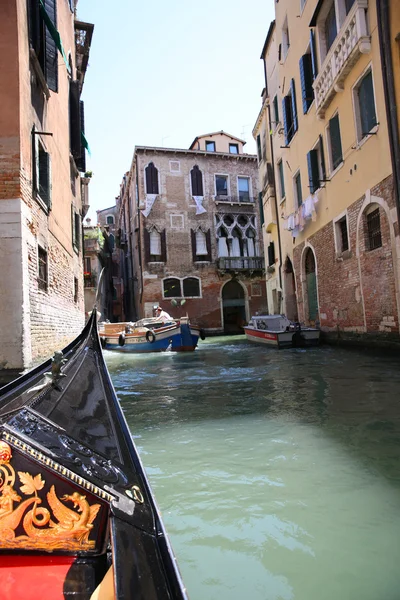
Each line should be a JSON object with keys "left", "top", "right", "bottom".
{"left": 105, "top": 337, "right": 400, "bottom": 600}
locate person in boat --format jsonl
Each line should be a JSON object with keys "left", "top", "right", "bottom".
{"left": 156, "top": 305, "right": 173, "bottom": 322}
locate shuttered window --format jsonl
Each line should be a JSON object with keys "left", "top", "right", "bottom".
{"left": 278, "top": 160, "right": 285, "bottom": 199}
{"left": 28, "top": 0, "right": 58, "bottom": 92}
{"left": 328, "top": 114, "right": 343, "bottom": 170}
{"left": 273, "top": 95, "right": 279, "bottom": 125}
{"left": 366, "top": 209, "right": 382, "bottom": 250}
{"left": 307, "top": 150, "right": 320, "bottom": 194}
{"left": 38, "top": 246, "right": 48, "bottom": 291}
{"left": 358, "top": 70, "right": 377, "bottom": 139}
{"left": 268, "top": 242, "right": 275, "bottom": 267}
{"left": 325, "top": 3, "right": 337, "bottom": 53}
{"left": 282, "top": 80, "right": 298, "bottom": 145}
{"left": 310, "top": 29, "right": 318, "bottom": 80}
{"left": 294, "top": 172, "right": 303, "bottom": 207}
{"left": 319, "top": 135, "right": 326, "bottom": 182}
{"left": 69, "top": 81, "right": 81, "bottom": 159}
{"left": 191, "top": 165, "right": 203, "bottom": 196}
{"left": 145, "top": 162, "right": 159, "bottom": 194}
{"left": 150, "top": 230, "right": 161, "bottom": 257}
{"left": 257, "top": 135, "right": 262, "bottom": 162}
{"left": 259, "top": 192, "right": 265, "bottom": 226}
{"left": 299, "top": 54, "right": 314, "bottom": 113}
{"left": 196, "top": 230, "right": 207, "bottom": 256}
{"left": 290, "top": 79, "right": 298, "bottom": 134}
{"left": 33, "top": 134, "right": 51, "bottom": 210}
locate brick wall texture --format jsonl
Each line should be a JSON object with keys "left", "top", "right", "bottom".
{"left": 293, "top": 175, "right": 400, "bottom": 337}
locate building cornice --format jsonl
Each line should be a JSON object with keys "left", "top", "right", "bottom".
{"left": 134, "top": 146, "right": 257, "bottom": 161}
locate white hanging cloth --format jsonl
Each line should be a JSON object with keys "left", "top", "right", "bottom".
{"left": 193, "top": 196, "right": 207, "bottom": 215}
{"left": 247, "top": 237, "right": 255, "bottom": 257}
{"left": 141, "top": 194, "right": 158, "bottom": 218}
{"left": 231, "top": 237, "right": 241, "bottom": 257}
{"left": 218, "top": 236, "right": 229, "bottom": 257}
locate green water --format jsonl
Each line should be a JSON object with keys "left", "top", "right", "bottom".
{"left": 105, "top": 337, "right": 400, "bottom": 600}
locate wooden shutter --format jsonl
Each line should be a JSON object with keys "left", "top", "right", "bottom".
{"left": 69, "top": 81, "right": 81, "bottom": 160}
{"left": 71, "top": 205, "right": 76, "bottom": 248}
{"left": 146, "top": 163, "right": 159, "bottom": 194}
{"left": 290, "top": 79, "right": 298, "bottom": 134}
{"left": 307, "top": 150, "right": 320, "bottom": 194}
{"left": 75, "top": 212, "right": 81, "bottom": 250}
{"left": 299, "top": 55, "right": 314, "bottom": 114}
{"left": 191, "top": 166, "right": 203, "bottom": 196}
{"left": 160, "top": 229, "right": 167, "bottom": 262}
{"left": 38, "top": 147, "right": 51, "bottom": 207}
{"left": 329, "top": 115, "right": 343, "bottom": 169}
{"left": 273, "top": 96, "right": 279, "bottom": 124}
{"left": 44, "top": 0, "right": 58, "bottom": 92}
{"left": 319, "top": 135, "right": 326, "bottom": 182}
{"left": 282, "top": 96, "right": 291, "bottom": 145}
{"left": 205, "top": 229, "right": 212, "bottom": 261}
{"left": 143, "top": 228, "right": 150, "bottom": 263}
{"left": 76, "top": 100, "right": 86, "bottom": 172}
{"left": 310, "top": 29, "right": 318, "bottom": 80}
{"left": 191, "top": 229, "right": 197, "bottom": 262}
{"left": 28, "top": 0, "right": 42, "bottom": 56}
{"left": 257, "top": 135, "right": 262, "bottom": 161}
{"left": 258, "top": 192, "right": 265, "bottom": 226}
{"left": 268, "top": 242, "right": 275, "bottom": 266}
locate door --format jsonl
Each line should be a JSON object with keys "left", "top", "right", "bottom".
{"left": 305, "top": 249, "right": 318, "bottom": 321}
{"left": 222, "top": 280, "right": 246, "bottom": 333}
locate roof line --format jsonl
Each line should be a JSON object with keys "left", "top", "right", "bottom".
{"left": 134, "top": 145, "right": 257, "bottom": 159}
{"left": 260, "top": 20, "right": 276, "bottom": 59}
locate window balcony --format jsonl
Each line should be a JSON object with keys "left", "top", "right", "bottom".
{"left": 313, "top": 0, "right": 371, "bottom": 119}
{"left": 217, "top": 257, "right": 264, "bottom": 271}
{"left": 84, "top": 273, "right": 97, "bottom": 288}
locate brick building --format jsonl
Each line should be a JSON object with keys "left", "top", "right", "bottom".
{"left": 117, "top": 132, "right": 267, "bottom": 333}
{"left": 0, "top": 0, "right": 93, "bottom": 368}
{"left": 255, "top": 0, "right": 400, "bottom": 345}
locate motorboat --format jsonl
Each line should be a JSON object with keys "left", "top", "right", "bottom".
{"left": 0, "top": 311, "right": 188, "bottom": 599}
{"left": 99, "top": 317, "right": 204, "bottom": 353}
{"left": 243, "top": 314, "right": 320, "bottom": 348}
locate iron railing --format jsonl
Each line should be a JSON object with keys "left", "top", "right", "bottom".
{"left": 217, "top": 257, "right": 264, "bottom": 270}
{"left": 215, "top": 195, "right": 255, "bottom": 203}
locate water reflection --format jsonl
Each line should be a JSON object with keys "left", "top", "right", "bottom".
{"left": 106, "top": 338, "right": 400, "bottom": 600}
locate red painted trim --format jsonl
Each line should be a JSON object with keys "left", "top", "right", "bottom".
{"left": 244, "top": 328, "right": 278, "bottom": 341}
{"left": 0, "top": 556, "right": 75, "bottom": 600}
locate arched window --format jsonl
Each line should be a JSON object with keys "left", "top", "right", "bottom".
{"left": 106, "top": 215, "right": 114, "bottom": 224}
{"left": 163, "top": 278, "right": 181, "bottom": 298}
{"left": 150, "top": 229, "right": 161, "bottom": 257}
{"left": 217, "top": 227, "right": 229, "bottom": 257}
{"left": 108, "top": 233, "right": 115, "bottom": 251}
{"left": 183, "top": 277, "right": 200, "bottom": 297}
{"left": 196, "top": 230, "right": 207, "bottom": 255}
{"left": 246, "top": 228, "right": 256, "bottom": 257}
{"left": 145, "top": 162, "right": 159, "bottom": 194}
{"left": 191, "top": 165, "right": 203, "bottom": 196}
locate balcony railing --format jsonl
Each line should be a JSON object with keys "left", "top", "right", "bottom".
{"left": 215, "top": 195, "right": 255, "bottom": 204}
{"left": 313, "top": 0, "right": 371, "bottom": 118}
{"left": 84, "top": 274, "right": 97, "bottom": 288}
{"left": 217, "top": 257, "right": 264, "bottom": 271}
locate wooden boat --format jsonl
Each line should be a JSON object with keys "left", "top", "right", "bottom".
{"left": 0, "top": 311, "right": 188, "bottom": 600}
{"left": 243, "top": 314, "right": 320, "bottom": 348}
{"left": 99, "top": 317, "right": 203, "bottom": 353}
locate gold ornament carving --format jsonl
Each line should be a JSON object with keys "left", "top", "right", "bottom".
{"left": 0, "top": 442, "right": 101, "bottom": 551}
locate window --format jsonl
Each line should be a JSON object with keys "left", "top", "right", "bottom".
{"left": 282, "top": 16, "right": 290, "bottom": 60}
{"left": 38, "top": 246, "right": 48, "bottom": 291}
{"left": 354, "top": 69, "right": 377, "bottom": 142}
{"left": 28, "top": 0, "right": 58, "bottom": 92}
{"left": 150, "top": 229, "right": 161, "bottom": 259}
{"left": 106, "top": 215, "right": 114, "bottom": 225}
{"left": 74, "top": 277, "right": 78, "bottom": 303}
{"left": 307, "top": 136, "right": 326, "bottom": 194}
{"left": 145, "top": 162, "right": 159, "bottom": 194}
{"left": 183, "top": 277, "right": 200, "bottom": 297}
{"left": 273, "top": 95, "right": 279, "bottom": 126}
{"left": 84, "top": 257, "right": 91, "bottom": 273}
{"left": 256, "top": 135, "right": 262, "bottom": 162}
{"left": 72, "top": 206, "right": 81, "bottom": 252}
{"left": 206, "top": 141, "right": 216, "bottom": 152}
{"left": 282, "top": 79, "right": 298, "bottom": 145}
{"left": 229, "top": 143, "right": 239, "bottom": 154}
{"left": 238, "top": 177, "right": 250, "bottom": 202}
{"left": 268, "top": 242, "right": 275, "bottom": 266}
{"left": 33, "top": 135, "right": 51, "bottom": 209}
{"left": 366, "top": 208, "right": 382, "bottom": 250}
{"left": 196, "top": 230, "right": 207, "bottom": 256}
{"left": 325, "top": 3, "right": 337, "bottom": 53}
{"left": 328, "top": 113, "right": 343, "bottom": 171}
{"left": 163, "top": 278, "right": 181, "bottom": 298}
{"left": 278, "top": 160, "right": 285, "bottom": 200}
{"left": 335, "top": 216, "right": 349, "bottom": 253}
{"left": 191, "top": 165, "right": 203, "bottom": 196}
{"left": 294, "top": 171, "right": 303, "bottom": 208}
{"left": 191, "top": 229, "right": 211, "bottom": 261}
{"left": 215, "top": 175, "right": 228, "bottom": 196}
{"left": 299, "top": 50, "right": 314, "bottom": 113}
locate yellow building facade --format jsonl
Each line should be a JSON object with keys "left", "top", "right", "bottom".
{"left": 256, "top": 0, "right": 400, "bottom": 343}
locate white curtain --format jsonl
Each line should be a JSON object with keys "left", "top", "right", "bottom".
{"left": 231, "top": 236, "right": 241, "bottom": 257}
{"left": 218, "top": 236, "right": 229, "bottom": 257}
{"left": 196, "top": 230, "right": 207, "bottom": 255}
{"left": 247, "top": 237, "right": 255, "bottom": 257}
{"left": 150, "top": 230, "right": 161, "bottom": 255}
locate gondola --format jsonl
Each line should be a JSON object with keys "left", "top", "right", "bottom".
{"left": 0, "top": 310, "right": 188, "bottom": 600}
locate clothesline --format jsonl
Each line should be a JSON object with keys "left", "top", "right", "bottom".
{"left": 283, "top": 193, "right": 319, "bottom": 238}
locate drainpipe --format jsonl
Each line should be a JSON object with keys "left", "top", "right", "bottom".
{"left": 376, "top": 0, "right": 400, "bottom": 225}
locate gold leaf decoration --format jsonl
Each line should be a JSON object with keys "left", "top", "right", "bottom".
{"left": 18, "top": 472, "right": 37, "bottom": 496}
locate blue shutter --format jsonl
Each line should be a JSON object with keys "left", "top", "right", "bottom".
{"left": 290, "top": 79, "right": 298, "bottom": 133}
{"left": 319, "top": 135, "right": 326, "bottom": 181}
{"left": 310, "top": 29, "right": 318, "bottom": 80}
{"left": 307, "top": 150, "right": 320, "bottom": 194}
{"left": 299, "top": 55, "right": 314, "bottom": 114}
{"left": 282, "top": 97, "right": 291, "bottom": 145}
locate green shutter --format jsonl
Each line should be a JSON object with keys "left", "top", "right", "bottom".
{"left": 307, "top": 150, "right": 319, "bottom": 194}
{"left": 329, "top": 114, "right": 343, "bottom": 169}
{"left": 259, "top": 192, "right": 265, "bottom": 226}
{"left": 39, "top": 0, "right": 71, "bottom": 74}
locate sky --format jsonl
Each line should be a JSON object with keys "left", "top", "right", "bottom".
{"left": 76, "top": 0, "right": 275, "bottom": 221}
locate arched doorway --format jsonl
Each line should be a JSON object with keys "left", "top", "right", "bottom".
{"left": 305, "top": 248, "right": 318, "bottom": 322}
{"left": 284, "top": 257, "right": 298, "bottom": 321}
{"left": 222, "top": 280, "right": 246, "bottom": 333}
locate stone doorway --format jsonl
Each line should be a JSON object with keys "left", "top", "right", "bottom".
{"left": 222, "top": 280, "right": 247, "bottom": 333}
